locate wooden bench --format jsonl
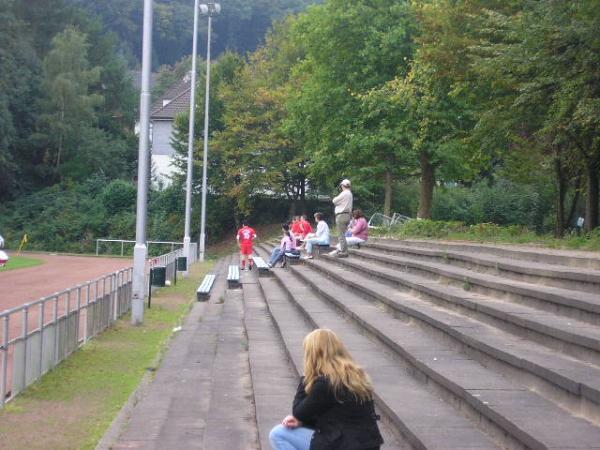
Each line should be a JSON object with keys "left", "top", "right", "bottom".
{"left": 227, "top": 265, "right": 241, "bottom": 289}
{"left": 252, "top": 256, "right": 271, "bottom": 277}
{"left": 197, "top": 274, "right": 216, "bottom": 301}
{"left": 282, "top": 251, "right": 301, "bottom": 268}
{"left": 315, "top": 243, "right": 331, "bottom": 257}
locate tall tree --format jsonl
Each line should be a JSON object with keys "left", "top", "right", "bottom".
{"left": 0, "top": 0, "right": 41, "bottom": 199}
{"left": 38, "top": 26, "right": 103, "bottom": 179}
{"left": 286, "top": 0, "right": 417, "bottom": 213}
{"left": 212, "top": 20, "right": 308, "bottom": 219}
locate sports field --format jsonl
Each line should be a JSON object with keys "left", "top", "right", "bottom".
{"left": 0, "top": 253, "right": 131, "bottom": 313}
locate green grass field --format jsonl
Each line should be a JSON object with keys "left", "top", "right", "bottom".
{"left": 0, "top": 260, "right": 214, "bottom": 450}
{"left": 0, "top": 255, "right": 44, "bottom": 272}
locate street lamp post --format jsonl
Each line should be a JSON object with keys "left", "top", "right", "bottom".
{"left": 132, "top": 0, "right": 154, "bottom": 325}
{"left": 182, "top": 0, "right": 201, "bottom": 277}
{"left": 198, "top": 3, "right": 220, "bottom": 262}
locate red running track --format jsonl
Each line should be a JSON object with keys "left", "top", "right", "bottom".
{"left": 0, "top": 253, "right": 131, "bottom": 312}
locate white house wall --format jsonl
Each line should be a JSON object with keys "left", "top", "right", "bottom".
{"left": 152, "top": 120, "right": 176, "bottom": 156}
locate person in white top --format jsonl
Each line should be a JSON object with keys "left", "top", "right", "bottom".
{"left": 301, "top": 213, "right": 330, "bottom": 259}
{"left": 330, "top": 179, "right": 353, "bottom": 257}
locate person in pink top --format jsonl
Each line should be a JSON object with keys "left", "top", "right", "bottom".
{"left": 268, "top": 223, "right": 298, "bottom": 268}
{"left": 332, "top": 209, "right": 368, "bottom": 254}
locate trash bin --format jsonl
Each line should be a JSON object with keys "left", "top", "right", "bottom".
{"left": 151, "top": 266, "right": 166, "bottom": 287}
{"left": 177, "top": 256, "right": 188, "bottom": 271}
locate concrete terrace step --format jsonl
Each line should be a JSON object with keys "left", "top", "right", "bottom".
{"left": 350, "top": 247, "right": 600, "bottom": 327}
{"left": 374, "top": 238, "right": 600, "bottom": 270}
{"left": 278, "top": 259, "right": 600, "bottom": 450}
{"left": 364, "top": 241, "right": 600, "bottom": 294}
{"left": 302, "top": 258, "right": 600, "bottom": 417}
{"left": 251, "top": 274, "right": 407, "bottom": 449}
{"left": 254, "top": 246, "right": 503, "bottom": 450}
{"left": 242, "top": 277, "right": 299, "bottom": 450}
{"left": 330, "top": 251, "right": 600, "bottom": 366}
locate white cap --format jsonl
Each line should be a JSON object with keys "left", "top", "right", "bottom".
{"left": 340, "top": 179, "right": 351, "bottom": 187}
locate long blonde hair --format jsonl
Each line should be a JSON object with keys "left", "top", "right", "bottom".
{"left": 303, "top": 329, "right": 373, "bottom": 402}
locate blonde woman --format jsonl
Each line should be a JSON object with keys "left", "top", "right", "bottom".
{"left": 270, "top": 329, "right": 383, "bottom": 450}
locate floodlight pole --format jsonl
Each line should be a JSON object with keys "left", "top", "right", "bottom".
{"left": 199, "top": 3, "right": 220, "bottom": 262}
{"left": 183, "top": 0, "right": 201, "bottom": 276}
{"left": 132, "top": 0, "right": 153, "bottom": 325}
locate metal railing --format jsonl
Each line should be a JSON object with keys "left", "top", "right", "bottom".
{"left": 148, "top": 243, "right": 197, "bottom": 284}
{"left": 95, "top": 239, "right": 185, "bottom": 257}
{"left": 0, "top": 267, "right": 133, "bottom": 407}
{"left": 368, "top": 212, "right": 411, "bottom": 228}
{"left": 0, "top": 242, "right": 197, "bottom": 408}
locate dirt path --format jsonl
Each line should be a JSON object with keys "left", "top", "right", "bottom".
{"left": 0, "top": 253, "right": 131, "bottom": 312}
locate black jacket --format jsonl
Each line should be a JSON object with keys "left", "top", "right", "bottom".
{"left": 292, "top": 376, "right": 383, "bottom": 450}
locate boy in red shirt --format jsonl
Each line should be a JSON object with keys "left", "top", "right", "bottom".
{"left": 299, "top": 215, "right": 313, "bottom": 238}
{"left": 237, "top": 220, "right": 257, "bottom": 270}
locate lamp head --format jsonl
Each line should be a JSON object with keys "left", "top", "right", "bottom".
{"left": 199, "top": 3, "right": 221, "bottom": 15}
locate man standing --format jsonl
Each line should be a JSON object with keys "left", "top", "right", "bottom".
{"left": 236, "top": 220, "right": 257, "bottom": 270}
{"left": 329, "top": 179, "right": 353, "bottom": 257}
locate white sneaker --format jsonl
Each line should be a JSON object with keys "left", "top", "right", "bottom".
{"left": 301, "top": 255, "right": 314, "bottom": 260}
{"left": 327, "top": 250, "right": 339, "bottom": 256}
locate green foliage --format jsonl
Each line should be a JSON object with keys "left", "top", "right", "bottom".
{"left": 286, "top": 0, "right": 417, "bottom": 199}
{"left": 71, "top": 0, "right": 320, "bottom": 67}
{"left": 1, "top": 0, "right": 138, "bottom": 201}
{"left": 432, "top": 179, "right": 555, "bottom": 233}
{"left": 102, "top": 180, "right": 137, "bottom": 214}
{"left": 372, "top": 219, "right": 600, "bottom": 251}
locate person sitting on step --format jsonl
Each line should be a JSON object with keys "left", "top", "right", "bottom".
{"left": 329, "top": 209, "right": 368, "bottom": 256}
{"left": 299, "top": 214, "right": 314, "bottom": 241}
{"left": 301, "top": 213, "right": 330, "bottom": 260}
{"left": 268, "top": 223, "right": 298, "bottom": 268}
{"left": 269, "top": 328, "right": 384, "bottom": 450}
{"left": 291, "top": 216, "right": 304, "bottom": 245}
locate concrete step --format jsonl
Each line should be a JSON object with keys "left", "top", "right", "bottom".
{"left": 302, "top": 257, "right": 600, "bottom": 419}
{"left": 255, "top": 246, "right": 502, "bottom": 450}
{"left": 350, "top": 247, "right": 600, "bottom": 327}
{"left": 326, "top": 251, "right": 600, "bottom": 366}
{"left": 364, "top": 241, "right": 600, "bottom": 294}
{"left": 279, "top": 257, "right": 600, "bottom": 449}
{"left": 373, "top": 238, "right": 600, "bottom": 270}
{"left": 252, "top": 275, "right": 408, "bottom": 449}
{"left": 242, "top": 274, "right": 300, "bottom": 450}
{"left": 201, "top": 286, "right": 258, "bottom": 450}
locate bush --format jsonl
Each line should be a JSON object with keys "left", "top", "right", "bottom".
{"left": 102, "top": 180, "right": 136, "bottom": 214}
{"left": 432, "top": 178, "right": 555, "bottom": 233}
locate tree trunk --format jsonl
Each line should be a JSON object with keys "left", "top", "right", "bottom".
{"left": 585, "top": 162, "right": 599, "bottom": 231}
{"left": 384, "top": 168, "right": 392, "bottom": 217}
{"left": 417, "top": 151, "right": 435, "bottom": 219}
{"left": 566, "top": 177, "right": 581, "bottom": 228}
{"left": 299, "top": 177, "right": 306, "bottom": 214}
{"left": 555, "top": 157, "right": 566, "bottom": 237}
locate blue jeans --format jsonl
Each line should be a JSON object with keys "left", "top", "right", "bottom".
{"left": 269, "top": 248, "right": 284, "bottom": 266}
{"left": 269, "top": 424, "right": 314, "bottom": 450}
{"left": 305, "top": 237, "right": 329, "bottom": 255}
